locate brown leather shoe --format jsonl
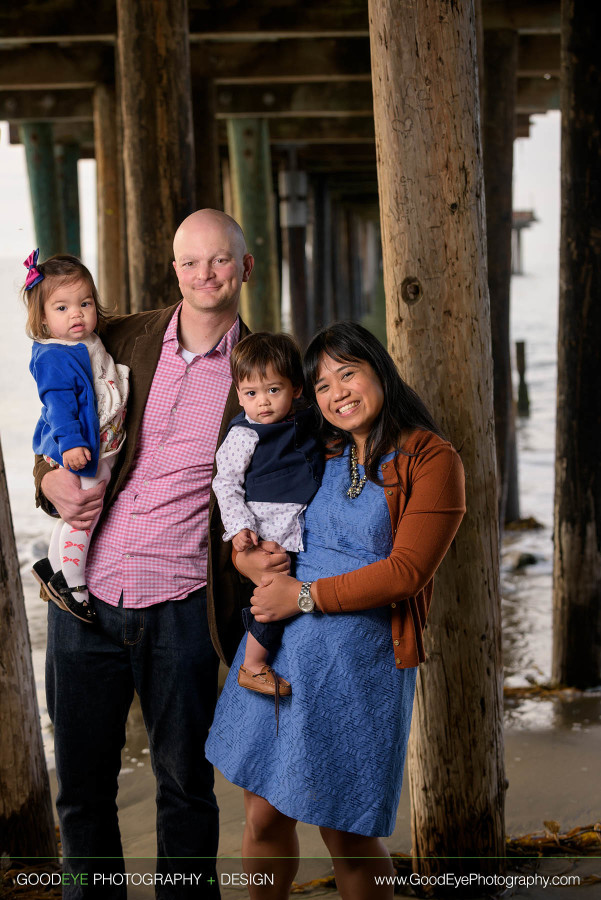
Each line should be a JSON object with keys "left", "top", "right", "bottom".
{"left": 238, "top": 664, "right": 292, "bottom": 696}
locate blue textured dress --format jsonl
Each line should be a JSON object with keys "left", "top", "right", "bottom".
{"left": 205, "top": 449, "right": 417, "bottom": 837}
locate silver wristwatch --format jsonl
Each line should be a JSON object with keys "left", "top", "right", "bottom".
{"left": 297, "top": 581, "right": 315, "bottom": 613}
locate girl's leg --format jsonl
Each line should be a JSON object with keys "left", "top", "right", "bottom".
{"left": 48, "top": 517, "right": 63, "bottom": 573}
{"left": 319, "top": 827, "right": 395, "bottom": 900}
{"left": 59, "top": 458, "right": 114, "bottom": 603}
{"left": 242, "top": 790, "right": 299, "bottom": 899}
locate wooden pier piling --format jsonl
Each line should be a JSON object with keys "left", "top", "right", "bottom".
{"left": 227, "top": 117, "right": 280, "bottom": 332}
{"left": 19, "top": 122, "right": 66, "bottom": 260}
{"left": 552, "top": 0, "right": 601, "bottom": 689}
{"left": 369, "top": 0, "right": 505, "bottom": 876}
{"left": 483, "top": 27, "right": 520, "bottom": 526}
{"left": 54, "top": 141, "right": 81, "bottom": 258}
{"left": 0, "top": 440, "right": 56, "bottom": 859}
{"left": 116, "top": 0, "right": 196, "bottom": 312}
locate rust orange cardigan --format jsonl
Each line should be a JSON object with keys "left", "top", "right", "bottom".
{"left": 314, "top": 429, "right": 466, "bottom": 669}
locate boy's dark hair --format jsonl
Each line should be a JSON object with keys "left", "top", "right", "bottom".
{"left": 230, "top": 332, "right": 304, "bottom": 388}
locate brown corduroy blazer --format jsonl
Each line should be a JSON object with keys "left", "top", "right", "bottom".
{"left": 33, "top": 303, "right": 252, "bottom": 666}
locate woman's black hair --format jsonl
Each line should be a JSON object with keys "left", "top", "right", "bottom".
{"left": 303, "top": 321, "right": 443, "bottom": 486}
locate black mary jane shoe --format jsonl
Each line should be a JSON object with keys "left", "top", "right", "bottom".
{"left": 32, "top": 557, "right": 68, "bottom": 610}
{"left": 47, "top": 571, "right": 97, "bottom": 624}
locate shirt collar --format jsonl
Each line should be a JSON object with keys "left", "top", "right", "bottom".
{"left": 163, "top": 303, "right": 240, "bottom": 359}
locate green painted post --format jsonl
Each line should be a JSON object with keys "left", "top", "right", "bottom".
{"left": 19, "top": 122, "right": 66, "bottom": 260}
{"left": 55, "top": 142, "right": 81, "bottom": 258}
{"left": 227, "top": 118, "right": 280, "bottom": 332}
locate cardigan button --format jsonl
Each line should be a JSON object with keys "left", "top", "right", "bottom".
{"left": 395, "top": 658, "right": 401, "bottom": 665}
{"left": 382, "top": 463, "right": 388, "bottom": 469}
{"left": 386, "top": 489, "right": 393, "bottom": 496}
{"left": 394, "top": 640, "right": 400, "bottom": 646}
{"left": 390, "top": 602, "right": 396, "bottom": 608}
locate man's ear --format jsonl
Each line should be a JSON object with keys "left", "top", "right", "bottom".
{"left": 172, "top": 260, "right": 177, "bottom": 272}
{"left": 242, "top": 254, "right": 254, "bottom": 282}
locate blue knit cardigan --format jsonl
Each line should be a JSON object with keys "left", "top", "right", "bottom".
{"left": 30, "top": 341, "right": 99, "bottom": 477}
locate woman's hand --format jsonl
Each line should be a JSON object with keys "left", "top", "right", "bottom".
{"left": 251, "top": 574, "right": 302, "bottom": 623}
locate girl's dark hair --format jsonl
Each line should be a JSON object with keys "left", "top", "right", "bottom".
{"left": 303, "top": 321, "right": 442, "bottom": 486}
{"left": 22, "top": 254, "right": 110, "bottom": 340}
{"left": 230, "top": 332, "right": 304, "bottom": 388}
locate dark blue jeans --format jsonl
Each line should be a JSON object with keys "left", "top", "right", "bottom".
{"left": 46, "top": 588, "right": 220, "bottom": 899}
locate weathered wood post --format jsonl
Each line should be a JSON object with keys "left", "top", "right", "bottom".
{"left": 193, "top": 79, "right": 221, "bottom": 211}
{"left": 552, "top": 0, "right": 601, "bottom": 689}
{"left": 483, "top": 28, "right": 520, "bottom": 525}
{"left": 19, "top": 122, "right": 66, "bottom": 260}
{"left": 369, "top": 0, "right": 505, "bottom": 877}
{"left": 116, "top": 0, "right": 196, "bottom": 312}
{"left": 279, "top": 167, "right": 309, "bottom": 347}
{"left": 227, "top": 118, "right": 280, "bottom": 332}
{"left": 311, "top": 175, "right": 334, "bottom": 329}
{"left": 54, "top": 141, "right": 81, "bottom": 258}
{"left": 93, "top": 83, "right": 128, "bottom": 314}
{"left": 0, "top": 439, "right": 57, "bottom": 858}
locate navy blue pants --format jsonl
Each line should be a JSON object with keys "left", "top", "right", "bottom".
{"left": 46, "top": 588, "right": 220, "bottom": 899}
{"left": 243, "top": 606, "right": 291, "bottom": 655}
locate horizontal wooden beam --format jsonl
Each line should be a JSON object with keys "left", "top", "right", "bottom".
{"left": 482, "top": 0, "right": 560, "bottom": 34}
{"left": 0, "top": 0, "right": 369, "bottom": 45}
{"left": 0, "top": 46, "right": 111, "bottom": 89}
{"left": 0, "top": 89, "right": 93, "bottom": 122}
{"left": 517, "top": 34, "right": 559, "bottom": 76}
{"left": 216, "top": 82, "right": 373, "bottom": 117}
{"left": 516, "top": 76, "right": 559, "bottom": 112}
{"left": 0, "top": 39, "right": 372, "bottom": 89}
{"left": 218, "top": 116, "right": 375, "bottom": 144}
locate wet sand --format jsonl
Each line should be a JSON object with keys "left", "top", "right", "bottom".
{"left": 40, "top": 677, "right": 601, "bottom": 899}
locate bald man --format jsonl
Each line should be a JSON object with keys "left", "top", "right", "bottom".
{"left": 34, "top": 210, "right": 288, "bottom": 898}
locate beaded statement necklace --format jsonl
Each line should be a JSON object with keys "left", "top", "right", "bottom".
{"left": 346, "top": 443, "right": 368, "bottom": 499}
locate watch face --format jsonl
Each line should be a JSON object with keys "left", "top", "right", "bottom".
{"left": 298, "top": 585, "right": 314, "bottom": 612}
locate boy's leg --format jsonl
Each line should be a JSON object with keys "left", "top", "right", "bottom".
{"left": 46, "top": 596, "right": 134, "bottom": 899}
{"left": 242, "top": 630, "right": 270, "bottom": 673}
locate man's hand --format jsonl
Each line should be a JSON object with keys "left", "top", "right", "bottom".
{"left": 41, "top": 467, "right": 106, "bottom": 530}
{"left": 235, "top": 540, "right": 291, "bottom": 587}
{"left": 232, "top": 528, "right": 259, "bottom": 552}
{"left": 251, "top": 574, "right": 302, "bottom": 622}
{"left": 62, "top": 446, "right": 92, "bottom": 471}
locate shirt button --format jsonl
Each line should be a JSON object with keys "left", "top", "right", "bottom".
{"left": 171, "top": 406, "right": 177, "bottom": 413}
{"left": 158, "top": 444, "right": 164, "bottom": 450}
{"left": 391, "top": 602, "right": 396, "bottom": 608}
{"left": 186, "top": 366, "right": 191, "bottom": 374}
{"left": 394, "top": 639, "right": 400, "bottom": 646}
{"left": 131, "top": 514, "right": 137, "bottom": 519}
{"left": 125, "top": 553, "right": 132, "bottom": 559}
{"left": 143, "top": 480, "right": 149, "bottom": 486}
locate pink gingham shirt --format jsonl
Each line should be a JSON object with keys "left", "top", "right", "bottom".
{"left": 87, "top": 307, "right": 240, "bottom": 607}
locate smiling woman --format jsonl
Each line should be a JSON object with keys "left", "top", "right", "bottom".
{"left": 206, "top": 322, "right": 466, "bottom": 900}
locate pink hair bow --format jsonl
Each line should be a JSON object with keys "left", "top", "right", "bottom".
{"left": 23, "top": 248, "right": 44, "bottom": 290}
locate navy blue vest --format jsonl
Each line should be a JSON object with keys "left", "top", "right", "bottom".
{"left": 227, "top": 407, "right": 323, "bottom": 504}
